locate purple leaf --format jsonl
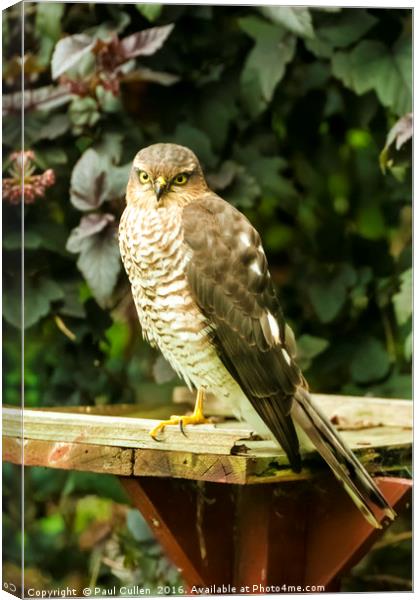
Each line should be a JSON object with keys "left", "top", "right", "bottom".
{"left": 386, "top": 112, "right": 413, "bottom": 151}
{"left": 66, "top": 213, "right": 115, "bottom": 254}
{"left": 3, "top": 85, "right": 72, "bottom": 114}
{"left": 122, "top": 67, "right": 179, "bottom": 86}
{"left": 70, "top": 149, "right": 110, "bottom": 211}
{"left": 380, "top": 112, "right": 413, "bottom": 173}
{"left": 52, "top": 33, "right": 95, "bottom": 79}
{"left": 119, "top": 24, "right": 174, "bottom": 60}
{"left": 76, "top": 224, "right": 121, "bottom": 307}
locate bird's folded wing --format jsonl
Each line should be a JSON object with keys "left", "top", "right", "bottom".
{"left": 182, "top": 193, "right": 305, "bottom": 471}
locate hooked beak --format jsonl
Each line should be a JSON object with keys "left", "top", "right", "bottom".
{"left": 154, "top": 176, "right": 168, "bottom": 201}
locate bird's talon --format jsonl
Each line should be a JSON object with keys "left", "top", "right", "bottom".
{"left": 148, "top": 388, "right": 209, "bottom": 440}
{"left": 179, "top": 419, "right": 187, "bottom": 437}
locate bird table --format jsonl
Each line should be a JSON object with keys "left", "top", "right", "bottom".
{"left": 3, "top": 389, "right": 412, "bottom": 593}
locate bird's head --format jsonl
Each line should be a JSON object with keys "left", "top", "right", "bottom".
{"left": 127, "top": 143, "right": 208, "bottom": 208}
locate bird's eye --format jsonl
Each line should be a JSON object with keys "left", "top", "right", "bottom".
{"left": 173, "top": 173, "right": 188, "bottom": 185}
{"left": 138, "top": 170, "right": 150, "bottom": 184}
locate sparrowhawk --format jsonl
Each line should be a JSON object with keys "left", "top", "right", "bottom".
{"left": 119, "top": 143, "right": 395, "bottom": 528}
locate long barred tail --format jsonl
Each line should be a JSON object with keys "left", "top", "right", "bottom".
{"left": 292, "top": 387, "right": 396, "bottom": 529}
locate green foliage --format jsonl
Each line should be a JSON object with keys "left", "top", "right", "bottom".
{"left": 332, "top": 37, "right": 412, "bottom": 115}
{"left": 2, "top": 3, "right": 412, "bottom": 593}
{"left": 393, "top": 268, "right": 412, "bottom": 325}
{"left": 35, "top": 2, "right": 65, "bottom": 66}
{"left": 239, "top": 16, "right": 296, "bottom": 116}
{"left": 136, "top": 5, "right": 163, "bottom": 23}
{"left": 350, "top": 336, "right": 390, "bottom": 384}
{"left": 260, "top": 7, "right": 315, "bottom": 39}
{"left": 296, "top": 334, "right": 329, "bottom": 371}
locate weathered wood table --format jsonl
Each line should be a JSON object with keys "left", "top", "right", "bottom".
{"left": 3, "top": 390, "right": 412, "bottom": 593}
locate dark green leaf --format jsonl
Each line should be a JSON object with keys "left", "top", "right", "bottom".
{"left": 4, "top": 230, "right": 41, "bottom": 250}
{"left": 393, "top": 269, "right": 412, "bottom": 326}
{"left": 196, "top": 80, "right": 239, "bottom": 151}
{"left": 369, "top": 373, "right": 412, "bottom": 399}
{"left": 297, "top": 334, "right": 329, "bottom": 370}
{"left": 37, "top": 113, "right": 70, "bottom": 140}
{"left": 404, "top": 332, "right": 412, "bottom": 361}
{"left": 2, "top": 275, "right": 21, "bottom": 329}
{"left": 308, "top": 265, "right": 357, "bottom": 323}
{"left": 260, "top": 7, "right": 314, "bottom": 39}
{"left": 239, "top": 16, "right": 296, "bottom": 116}
{"left": 58, "top": 282, "right": 86, "bottom": 319}
{"left": 16, "top": 277, "right": 64, "bottom": 330}
{"left": 332, "top": 37, "right": 412, "bottom": 115}
{"left": 136, "top": 4, "right": 163, "bottom": 22}
{"left": 356, "top": 203, "right": 386, "bottom": 240}
{"left": 172, "top": 124, "right": 217, "bottom": 168}
{"left": 26, "top": 278, "right": 64, "bottom": 329}
{"left": 350, "top": 337, "right": 391, "bottom": 383}
{"left": 69, "top": 97, "right": 101, "bottom": 131}
{"left": 306, "top": 9, "right": 377, "bottom": 58}
{"left": 96, "top": 86, "right": 122, "bottom": 113}
{"left": 35, "top": 2, "right": 65, "bottom": 66}
{"left": 224, "top": 165, "right": 260, "bottom": 208}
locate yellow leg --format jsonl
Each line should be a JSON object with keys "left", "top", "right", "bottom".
{"left": 149, "top": 388, "right": 211, "bottom": 440}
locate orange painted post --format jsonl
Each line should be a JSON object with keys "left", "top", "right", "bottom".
{"left": 120, "top": 475, "right": 411, "bottom": 593}
{"left": 303, "top": 476, "right": 412, "bottom": 588}
{"left": 120, "top": 477, "right": 236, "bottom": 590}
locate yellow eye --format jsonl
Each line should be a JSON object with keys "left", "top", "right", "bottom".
{"left": 173, "top": 173, "right": 188, "bottom": 185}
{"left": 138, "top": 170, "right": 150, "bottom": 184}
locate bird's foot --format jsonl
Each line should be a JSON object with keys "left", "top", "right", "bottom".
{"left": 149, "top": 411, "right": 211, "bottom": 441}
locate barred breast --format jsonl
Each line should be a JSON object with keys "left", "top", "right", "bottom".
{"left": 118, "top": 204, "right": 243, "bottom": 400}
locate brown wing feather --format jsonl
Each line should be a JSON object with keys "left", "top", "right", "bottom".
{"left": 182, "top": 193, "right": 304, "bottom": 471}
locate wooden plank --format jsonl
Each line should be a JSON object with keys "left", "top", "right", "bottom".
{"left": 11, "top": 390, "right": 412, "bottom": 427}
{"left": 314, "top": 394, "right": 412, "bottom": 429}
{"left": 4, "top": 433, "right": 411, "bottom": 485}
{"left": 3, "top": 436, "right": 134, "bottom": 476}
{"left": 3, "top": 406, "right": 255, "bottom": 455}
{"left": 2, "top": 394, "right": 412, "bottom": 483}
{"left": 233, "top": 426, "right": 412, "bottom": 458}
{"left": 134, "top": 449, "right": 249, "bottom": 484}
{"left": 3, "top": 403, "right": 412, "bottom": 458}
{"left": 173, "top": 387, "right": 412, "bottom": 427}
